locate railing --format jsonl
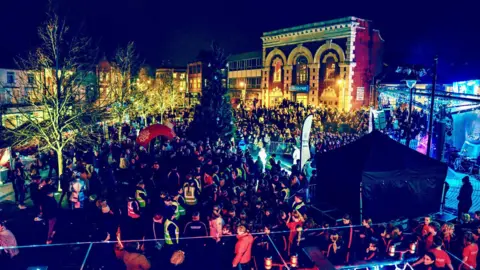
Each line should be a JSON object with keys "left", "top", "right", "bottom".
{"left": 247, "top": 140, "right": 299, "bottom": 156}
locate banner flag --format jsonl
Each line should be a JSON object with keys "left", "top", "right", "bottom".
{"left": 300, "top": 115, "right": 313, "bottom": 171}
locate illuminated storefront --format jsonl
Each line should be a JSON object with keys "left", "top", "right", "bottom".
{"left": 261, "top": 16, "right": 384, "bottom": 110}
{"left": 452, "top": 80, "right": 480, "bottom": 95}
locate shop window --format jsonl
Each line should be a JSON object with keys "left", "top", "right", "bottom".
{"left": 273, "top": 58, "right": 282, "bottom": 82}
{"left": 295, "top": 56, "right": 308, "bottom": 85}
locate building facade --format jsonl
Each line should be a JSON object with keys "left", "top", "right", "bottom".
{"left": 260, "top": 16, "right": 383, "bottom": 110}
{"left": 227, "top": 51, "right": 262, "bottom": 107}
{"left": 156, "top": 67, "right": 187, "bottom": 107}
{"left": 187, "top": 61, "right": 203, "bottom": 106}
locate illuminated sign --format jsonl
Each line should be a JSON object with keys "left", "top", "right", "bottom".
{"left": 452, "top": 80, "right": 480, "bottom": 95}
{"left": 290, "top": 85, "right": 309, "bottom": 92}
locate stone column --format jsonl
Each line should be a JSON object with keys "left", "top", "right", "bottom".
{"left": 338, "top": 63, "right": 349, "bottom": 111}
{"left": 283, "top": 65, "right": 293, "bottom": 100}
{"left": 308, "top": 63, "right": 319, "bottom": 106}
{"left": 262, "top": 68, "right": 270, "bottom": 107}
{"left": 343, "top": 24, "right": 358, "bottom": 112}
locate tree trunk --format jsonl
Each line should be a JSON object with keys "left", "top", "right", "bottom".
{"left": 118, "top": 126, "right": 123, "bottom": 142}
{"left": 56, "top": 150, "right": 64, "bottom": 192}
{"left": 160, "top": 113, "right": 163, "bottom": 124}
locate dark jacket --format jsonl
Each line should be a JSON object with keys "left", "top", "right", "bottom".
{"left": 458, "top": 182, "right": 473, "bottom": 203}
{"left": 42, "top": 196, "right": 58, "bottom": 219}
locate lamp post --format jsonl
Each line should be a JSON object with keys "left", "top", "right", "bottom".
{"left": 239, "top": 81, "right": 247, "bottom": 104}
{"left": 426, "top": 56, "right": 438, "bottom": 158}
{"left": 337, "top": 79, "right": 345, "bottom": 111}
{"left": 396, "top": 65, "right": 427, "bottom": 149}
{"left": 404, "top": 79, "right": 417, "bottom": 149}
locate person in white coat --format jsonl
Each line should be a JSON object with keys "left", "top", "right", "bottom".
{"left": 258, "top": 147, "right": 267, "bottom": 173}
{"left": 292, "top": 146, "right": 300, "bottom": 169}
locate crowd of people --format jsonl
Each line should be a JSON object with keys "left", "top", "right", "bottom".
{"left": 235, "top": 100, "right": 369, "bottom": 161}
{"left": 0, "top": 101, "right": 477, "bottom": 270}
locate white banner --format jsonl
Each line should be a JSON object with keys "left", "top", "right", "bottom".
{"left": 300, "top": 115, "right": 313, "bottom": 171}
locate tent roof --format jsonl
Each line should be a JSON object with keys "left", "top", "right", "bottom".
{"left": 314, "top": 130, "right": 448, "bottom": 222}
{"left": 319, "top": 130, "right": 446, "bottom": 174}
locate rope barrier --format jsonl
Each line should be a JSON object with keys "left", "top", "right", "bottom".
{"left": 446, "top": 250, "right": 475, "bottom": 270}
{"left": 0, "top": 223, "right": 387, "bottom": 250}
{"left": 267, "top": 234, "right": 290, "bottom": 270}
{"left": 79, "top": 243, "right": 93, "bottom": 270}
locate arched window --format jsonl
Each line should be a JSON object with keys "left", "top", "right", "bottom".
{"left": 296, "top": 56, "right": 308, "bottom": 85}
{"left": 273, "top": 58, "right": 282, "bottom": 82}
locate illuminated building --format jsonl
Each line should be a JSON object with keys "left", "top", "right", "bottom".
{"left": 260, "top": 16, "right": 384, "bottom": 110}
{"left": 187, "top": 61, "right": 203, "bottom": 106}
{"left": 187, "top": 61, "right": 227, "bottom": 106}
{"left": 452, "top": 80, "right": 480, "bottom": 95}
{"left": 96, "top": 59, "right": 120, "bottom": 102}
{"left": 227, "top": 51, "right": 263, "bottom": 107}
{"left": 156, "top": 67, "right": 187, "bottom": 107}
{"left": 1, "top": 68, "right": 91, "bottom": 128}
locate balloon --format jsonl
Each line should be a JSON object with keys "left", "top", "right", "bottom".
{"left": 136, "top": 124, "right": 176, "bottom": 147}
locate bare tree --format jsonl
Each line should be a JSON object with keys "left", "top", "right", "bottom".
{"left": 4, "top": 8, "right": 106, "bottom": 186}
{"left": 153, "top": 71, "right": 174, "bottom": 123}
{"left": 107, "top": 42, "right": 139, "bottom": 140}
{"left": 132, "top": 67, "right": 154, "bottom": 126}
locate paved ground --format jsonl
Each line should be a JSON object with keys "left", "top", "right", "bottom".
{"left": 444, "top": 168, "right": 480, "bottom": 213}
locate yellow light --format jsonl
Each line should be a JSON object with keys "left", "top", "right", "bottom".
{"left": 239, "top": 81, "right": 245, "bottom": 87}
{"left": 337, "top": 79, "right": 344, "bottom": 85}
{"left": 180, "top": 87, "right": 184, "bottom": 91}
{"left": 264, "top": 257, "right": 272, "bottom": 269}
{"left": 290, "top": 254, "right": 298, "bottom": 267}
{"left": 389, "top": 245, "right": 395, "bottom": 257}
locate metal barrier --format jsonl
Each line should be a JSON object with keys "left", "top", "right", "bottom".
{"left": 248, "top": 141, "right": 298, "bottom": 156}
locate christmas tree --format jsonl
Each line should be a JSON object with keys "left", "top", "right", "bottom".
{"left": 188, "top": 44, "right": 234, "bottom": 142}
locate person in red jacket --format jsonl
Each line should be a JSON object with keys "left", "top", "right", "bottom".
{"left": 460, "top": 232, "right": 478, "bottom": 270}
{"left": 232, "top": 225, "right": 254, "bottom": 269}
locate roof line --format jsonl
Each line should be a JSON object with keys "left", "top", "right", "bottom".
{"left": 262, "top": 16, "right": 368, "bottom": 37}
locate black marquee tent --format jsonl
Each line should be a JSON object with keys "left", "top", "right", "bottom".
{"left": 314, "top": 130, "right": 448, "bottom": 222}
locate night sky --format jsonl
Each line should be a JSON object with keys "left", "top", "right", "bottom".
{"left": 1, "top": 0, "right": 479, "bottom": 78}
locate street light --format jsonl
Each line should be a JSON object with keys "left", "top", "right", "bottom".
{"left": 239, "top": 81, "right": 246, "bottom": 104}
{"left": 404, "top": 78, "right": 417, "bottom": 149}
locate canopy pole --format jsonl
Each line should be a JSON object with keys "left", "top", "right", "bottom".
{"left": 359, "top": 181, "right": 363, "bottom": 224}
{"left": 440, "top": 181, "right": 447, "bottom": 215}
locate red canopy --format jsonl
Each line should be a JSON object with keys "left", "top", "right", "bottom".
{"left": 136, "top": 124, "right": 176, "bottom": 147}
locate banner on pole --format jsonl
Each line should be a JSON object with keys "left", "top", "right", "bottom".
{"left": 300, "top": 115, "right": 313, "bottom": 171}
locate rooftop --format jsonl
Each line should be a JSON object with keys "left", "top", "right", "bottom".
{"left": 227, "top": 51, "right": 262, "bottom": 62}
{"left": 263, "top": 16, "right": 367, "bottom": 37}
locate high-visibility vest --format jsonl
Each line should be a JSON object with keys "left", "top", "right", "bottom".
{"left": 135, "top": 189, "right": 147, "bottom": 208}
{"left": 164, "top": 219, "right": 179, "bottom": 245}
{"left": 127, "top": 201, "right": 140, "bottom": 219}
{"left": 293, "top": 201, "right": 305, "bottom": 212}
{"left": 281, "top": 188, "right": 290, "bottom": 201}
{"left": 236, "top": 168, "right": 244, "bottom": 180}
{"left": 184, "top": 185, "right": 197, "bottom": 206}
{"left": 172, "top": 202, "right": 186, "bottom": 220}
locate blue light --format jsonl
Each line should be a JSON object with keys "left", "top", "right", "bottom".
{"left": 452, "top": 80, "right": 480, "bottom": 95}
